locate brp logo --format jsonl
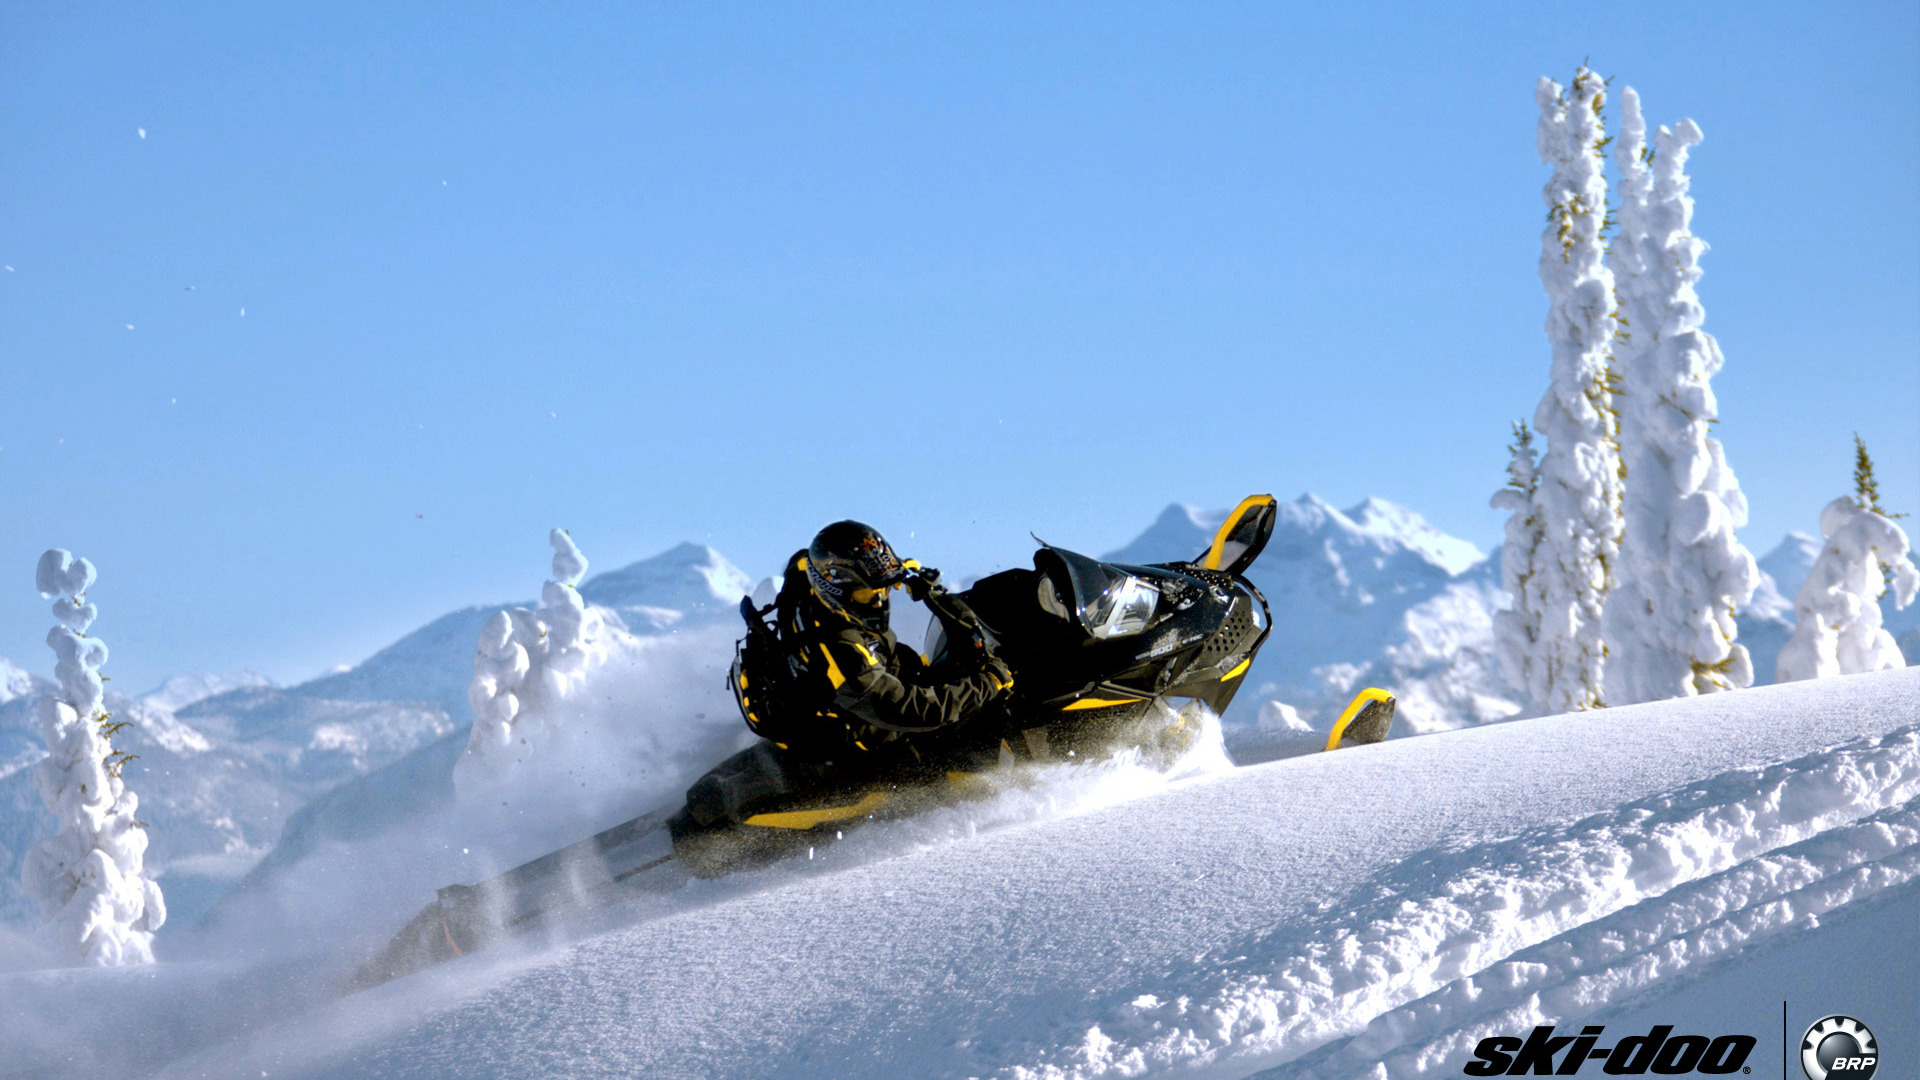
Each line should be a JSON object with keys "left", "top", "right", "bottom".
{"left": 1802, "top": 1016, "right": 1877, "bottom": 1080}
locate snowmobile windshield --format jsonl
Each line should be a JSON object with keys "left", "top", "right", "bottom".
{"left": 1034, "top": 546, "right": 1159, "bottom": 640}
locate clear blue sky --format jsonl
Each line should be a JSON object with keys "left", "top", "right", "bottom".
{"left": 4, "top": 2, "right": 1916, "bottom": 691}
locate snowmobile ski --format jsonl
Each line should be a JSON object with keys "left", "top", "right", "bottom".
{"left": 1324, "top": 687, "right": 1395, "bottom": 750}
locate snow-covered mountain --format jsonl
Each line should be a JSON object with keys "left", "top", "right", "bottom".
{"left": 5, "top": 502, "right": 1906, "bottom": 955}
{"left": 1107, "top": 495, "right": 1516, "bottom": 751}
{"left": 0, "top": 542, "right": 756, "bottom": 932}
{"left": 2, "top": 666, "right": 1911, "bottom": 1079}
{"left": 1758, "top": 530, "right": 1821, "bottom": 601}
{"left": 0, "top": 684, "right": 456, "bottom": 930}
{"left": 285, "top": 541, "right": 750, "bottom": 722}
{"left": 141, "top": 671, "right": 276, "bottom": 713}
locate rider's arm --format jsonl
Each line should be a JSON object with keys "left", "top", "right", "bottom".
{"left": 818, "top": 631, "right": 1011, "bottom": 734}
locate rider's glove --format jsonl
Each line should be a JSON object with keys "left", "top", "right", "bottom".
{"left": 904, "top": 567, "right": 942, "bottom": 602}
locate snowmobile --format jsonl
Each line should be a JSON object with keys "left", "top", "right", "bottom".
{"left": 353, "top": 495, "right": 1396, "bottom": 989}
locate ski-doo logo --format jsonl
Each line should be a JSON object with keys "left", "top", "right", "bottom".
{"left": 1464, "top": 1025, "right": 1756, "bottom": 1076}
{"left": 1801, "top": 1016, "right": 1876, "bottom": 1080}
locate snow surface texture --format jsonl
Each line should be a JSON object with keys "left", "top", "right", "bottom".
{"left": 20, "top": 551, "right": 165, "bottom": 966}
{"left": 1605, "top": 89, "right": 1759, "bottom": 705}
{"left": 1500, "top": 69, "right": 1623, "bottom": 716}
{"left": 1776, "top": 497, "right": 1918, "bottom": 681}
{"left": 5, "top": 669, "right": 1908, "bottom": 1079}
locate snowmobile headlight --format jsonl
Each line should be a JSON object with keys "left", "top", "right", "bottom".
{"left": 1084, "top": 576, "right": 1158, "bottom": 640}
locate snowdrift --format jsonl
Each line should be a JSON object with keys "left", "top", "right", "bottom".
{"left": 2, "top": 668, "right": 1911, "bottom": 1080}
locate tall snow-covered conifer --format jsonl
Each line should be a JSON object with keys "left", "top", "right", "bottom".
{"left": 1507, "top": 67, "right": 1623, "bottom": 714}
{"left": 1491, "top": 421, "right": 1551, "bottom": 710}
{"left": 1776, "top": 445, "right": 1917, "bottom": 681}
{"left": 1605, "top": 88, "right": 1758, "bottom": 703}
{"left": 22, "top": 550, "right": 166, "bottom": 965}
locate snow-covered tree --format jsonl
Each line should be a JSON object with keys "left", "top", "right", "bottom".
{"left": 1505, "top": 67, "right": 1623, "bottom": 714}
{"left": 1776, "top": 445, "right": 1917, "bottom": 681}
{"left": 459, "top": 529, "right": 611, "bottom": 785}
{"left": 1491, "top": 421, "right": 1551, "bottom": 710}
{"left": 1604, "top": 88, "right": 1759, "bottom": 704}
{"left": 21, "top": 550, "right": 166, "bottom": 965}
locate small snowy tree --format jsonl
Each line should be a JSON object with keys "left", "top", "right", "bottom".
{"left": 1491, "top": 421, "right": 1551, "bottom": 710}
{"left": 460, "top": 529, "right": 609, "bottom": 783}
{"left": 21, "top": 550, "right": 166, "bottom": 965}
{"left": 1605, "top": 88, "right": 1759, "bottom": 704}
{"left": 1776, "top": 445, "right": 1918, "bottom": 681}
{"left": 1510, "top": 67, "right": 1623, "bottom": 714}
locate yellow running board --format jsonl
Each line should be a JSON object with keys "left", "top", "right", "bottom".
{"left": 744, "top": 790, "right": 892, "bottom": 830}
{"left": 1325, "top": 687, "right": 1394, "bottom": 752}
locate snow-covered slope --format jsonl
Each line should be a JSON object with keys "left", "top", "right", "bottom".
{"left": 3, "top": 668, "right": 1911, "bottom": 1080}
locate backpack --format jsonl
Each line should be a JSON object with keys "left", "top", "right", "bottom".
{"left": 726, "top": 554, "right": 819, "bottom": 745}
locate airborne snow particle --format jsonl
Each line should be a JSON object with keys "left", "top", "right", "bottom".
{"left": 125, "top": 324, "right": 135, "bottom": 330}
{"left": 547, "top": 412, "right": 557, "bottom": 419}
{"left": 4, "top": 265, "right": 12, "bottom": 272}
{"left": 184, "top": 285, "right": 195, "bottom": 291}
{"left": 240, "top": 308, "right": 245, "bottom": 316}
{"left": 138, "top": 128, "right": 146, "bottom": 139}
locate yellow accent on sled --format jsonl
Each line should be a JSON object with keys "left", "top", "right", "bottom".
{"left": 743, "top": 790, "right": 892, "bottom": 830}
{"left": 1203, "top": 494, "right": 1278, "bottom": 572}
{"left": 1222, "top": 657, "right": 1252, "bottom": 681}
{"left": 1325, "top": 687, "right": 1393, "bottom": 752}
{"left": 1061, "top": 696, "right": 1141, "bottom": 711}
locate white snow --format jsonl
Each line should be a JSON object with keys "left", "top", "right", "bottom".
{"left": 4, "top": 514, "right": 1913, "bottom": 1076}
{"left": 458, "top": 529, "right": 627, "bottom": 787}
{"left": 21, "top": 551, "right": 166, "bottom": 966}
{"left": 1504, "top": 68, "right": 1624, "bottom": 716}
{"left": 0, "top": 667, "right": 1899, "bottom": 1079}
{"left": 1606, "top": 91, "right": 1759, "bottom": 705}
{"left": 1776, "top": 498, "right": 1917, "bottom": 681}
{"left": 140, "top": 671, "right": 275, "bottom": 714}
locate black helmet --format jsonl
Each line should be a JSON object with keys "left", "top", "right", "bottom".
{"left": 806, "top": 520, "right": 906, "bottom": 633}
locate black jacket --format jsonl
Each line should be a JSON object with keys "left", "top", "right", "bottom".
{"left": 773, "top": 552, "right": 1012, "bottom": 759}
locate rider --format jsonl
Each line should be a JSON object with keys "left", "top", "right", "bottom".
{"left": 740, "top": 520, "right": 1015, "bottom": 770}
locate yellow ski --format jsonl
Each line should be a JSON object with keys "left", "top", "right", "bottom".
{"left": 1325, "top": 687, "right": 1396, "bottom": 750}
